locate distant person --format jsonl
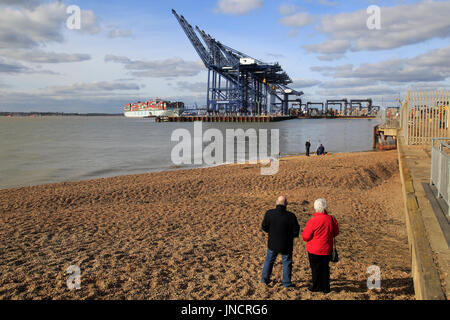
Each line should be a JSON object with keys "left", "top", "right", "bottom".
{"left": 316, "top": 144, "right": 325, "bottom": 156}
{"left": 261, "top": 196, "right": 300, "bottom": 288}
{"left": 305, "top": 140, "right": 311, "bottom": 156}
{"left": 302, "top": 198, "right": 339, "bottom": 293}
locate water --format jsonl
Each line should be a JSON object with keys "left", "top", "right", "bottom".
{"left": 0, "top": 116, "right": 378, "bottom": 189}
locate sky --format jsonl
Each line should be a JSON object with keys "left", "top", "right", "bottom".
{"left": 0, "top": 0, "right": 449, "bottom": 113}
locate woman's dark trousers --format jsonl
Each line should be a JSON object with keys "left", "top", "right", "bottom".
{"left": 308, "top": 252, "right": 330, "bottom": 292}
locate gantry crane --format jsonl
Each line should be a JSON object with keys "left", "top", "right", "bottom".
{"left": 172, "top": 9, "right": 303, "bottom": 115}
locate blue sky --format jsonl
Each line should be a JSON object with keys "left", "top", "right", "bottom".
{"left": 0, "top": 0, "right": 449, "bottom": 113}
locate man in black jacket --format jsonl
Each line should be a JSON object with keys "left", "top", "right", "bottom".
{"left": 261, "top": 196, "right": 300, "bottom": 287}
{"left": 305, "top": 140, "right": 311, "bottom": 156}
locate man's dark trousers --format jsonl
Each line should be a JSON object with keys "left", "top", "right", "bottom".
{"left": 261, "top": 249, "right": 293, "bottom": 287}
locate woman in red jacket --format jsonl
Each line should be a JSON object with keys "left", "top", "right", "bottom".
{"left": 302, "top": 198, "right": 339, "bottom": 293}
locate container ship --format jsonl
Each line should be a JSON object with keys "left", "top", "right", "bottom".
{"left": 124, "top": 99, "right": 184, "bottom": 118}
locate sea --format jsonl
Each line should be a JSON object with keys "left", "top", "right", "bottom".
{"left": 0, "top": 116, "right": 379, "bottom": 189}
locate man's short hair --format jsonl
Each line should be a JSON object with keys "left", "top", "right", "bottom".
{"left": 314, "top": 198, "right": 327, "bottom": 213}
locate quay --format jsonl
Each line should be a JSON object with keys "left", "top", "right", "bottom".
{"left": 155, "top": 115, "right": 376, "bottom": 123}
{"left": 155, "top": 115, "right": 296, "bottom": 122}
{"left": 298, "top": 115, "right": 376, "bottom": 120}
{"left": 373, "top": 116, "right": 400, "bottom": 150}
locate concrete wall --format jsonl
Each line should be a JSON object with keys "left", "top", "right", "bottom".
{"left": 397, "top": 138, "right": 446, "bottom": 300}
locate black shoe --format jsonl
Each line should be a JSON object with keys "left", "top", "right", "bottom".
{"left": 323, "top": 289, "right": 331, "bottom": 294}
{"left": 283, "top": 283, "right": 295, "bottom": 288}
{"left": 308, "top": 287, "right": 320, "bottom": 292}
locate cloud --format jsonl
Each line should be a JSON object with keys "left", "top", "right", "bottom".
{"left": 0, "top": 2, "right": 66, "bottom": 48}
{"left": 316, "top": 53, "right": 345, "bottom": 61}
{"left": 278, "top": 5, "right": 315, "bottom": 37}
{"left": 313, "top": 79, "right": 400, "bottom": 99}
{"left": 317, "top": 0, "right": 338, "bottom": 6}
{"left": 288, "top": 29, "right": 299, "bottom": 38}
{"left": 105, "top": 55, "right": 205, "bottom": 78}
{"left": 0, "top": 0, "right": 41, "bottom": 8}
{"left": 0, "top": 57, "right": 59, "bottom": 74}
{"left": 308, "top": 46, "right": 450, "bottom": 103}
{"left": 215, "top": 0, "right": 263, "bottom": 15}
{"left": 315, "top": 85, "right": 398, "bottom": 98}
{"left": 319, "top": 79, "right": 374, "bottom": 89}
{"left": 279, "top": 12, "right": 315, "bottom": 28}
{"left": 108, "top": 28, "right": 132, "bottom": 38}
{"left": 310, "top": 64, "right": 353, "bottom": 77}
{"left": 308, "top": 1, "right": 450, "bottom": 54}
{"left": 304, "top": 39, "right": 350, "bottom": 54}
{"left": 0, "top": 1, "right": 100, "bottom": 49}
{"left": 0, "top": 58, "right": 30, "bottom": 73}
{"left": 0, "top": 60, "right": 63, "bottom": 77}
{"left": 266, "top": 52, "right": 285, "bottom": 59}
{"left": 171, "top": 81, "right": 206, "bottom": 92}
{"left": 41, "top": 81, "right": 142, "bottom": 95}
{"left": 78, "top": 9, "right": 101, "bottom": 35}
{"left": 406, "top": 81, "right": 448, "bottom": 92}
{"left": 114, "top": 78, "right": 137, "bottom": 82}
{"left": 312, "top": 46, "right": 450, "bottom": 83}
{"left": 0, "top": 80, "right": 11, "bottom": 88}
{"left": 104, "top": 55, "right": 131, "bottom": 64}
{"left": 278, "top": 4, "right": 298, "bottom": 16}
{"left": 290, "top": 78, "right": 322, "bottom": 88}
{"left": 0, "top": 49, "right": 91, "bottom": 63}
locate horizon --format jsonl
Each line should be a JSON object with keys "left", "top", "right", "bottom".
{"left": 0, "top": 0, "right": 449, "bottom": 113}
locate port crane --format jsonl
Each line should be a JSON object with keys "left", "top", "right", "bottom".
{"left": 172, "top": 9, "right": 303, "bottom": 115}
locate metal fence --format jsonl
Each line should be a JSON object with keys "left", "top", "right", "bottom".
{"left": 401, "top": 91, "right": 450, "bottom": 145}
{"left": 430, "top": 138, "right": 450, "bottom": 216}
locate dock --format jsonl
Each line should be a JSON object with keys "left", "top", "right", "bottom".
{"left": 155, "top": 115, "right": 376, "bottom": 122}
{"left": 373, "top": 123, "right": 399, "bottom": 150}
{"left": 297, "top": 115, "right": 376, "bottom": 120}
{"left": 155, "top": 115, "right": 296, "bottom": 122}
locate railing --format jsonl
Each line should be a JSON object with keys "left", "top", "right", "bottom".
{"left": 430, "top": 138, "right": 450, "bottom": 216}
{"left": 401, "top": 91, "right": 450, "bottom": 145}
